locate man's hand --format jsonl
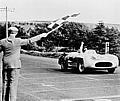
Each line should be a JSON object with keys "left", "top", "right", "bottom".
{"left": 81, "top": 42, "right": 84, "bottom": 45}
{"left": 40, "top": 33, "right": 48, "bottom": 38}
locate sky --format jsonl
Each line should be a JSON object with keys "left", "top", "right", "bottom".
{"left": 0, "top": 0, "right": 120, "bottom": 24}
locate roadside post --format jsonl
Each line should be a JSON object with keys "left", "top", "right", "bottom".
{"left": 105, "top": 37, "right": 110, "bottom": 54}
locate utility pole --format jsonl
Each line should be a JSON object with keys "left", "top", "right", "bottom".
{"left": 0, "top": 6, "right": 14, "bottom": 38}
{"left": 5, "top": 6, "right": 8, "bottom": 38}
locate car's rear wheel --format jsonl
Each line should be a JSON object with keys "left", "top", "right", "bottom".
{"left": 107, "top": 68, "right": 115, "bottom": 73}
{"left": 77, "top": 63, "right": 85, "bottom": 73}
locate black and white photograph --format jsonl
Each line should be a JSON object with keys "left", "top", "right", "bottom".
{"left": 0, "top": 0, "right": 120, "bottom": 101}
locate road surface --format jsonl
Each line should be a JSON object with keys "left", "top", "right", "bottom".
{"left": 0, "top": 54, "right": 120, "bottom": 101}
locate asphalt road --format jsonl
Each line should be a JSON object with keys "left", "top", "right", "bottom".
{"left": 1, "top": 54, "right": 120, "bottom": 101}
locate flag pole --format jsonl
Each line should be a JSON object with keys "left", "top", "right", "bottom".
{"left": 46, "top": 24, "right": 63, "bottom": 35}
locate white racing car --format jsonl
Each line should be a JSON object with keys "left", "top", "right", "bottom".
{"left": 58, "top": 49, "right": 119, "bottom": 73}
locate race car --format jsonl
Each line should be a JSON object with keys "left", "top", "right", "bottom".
{"left": 58, "top": 49, "right": 119, "bottom": 73}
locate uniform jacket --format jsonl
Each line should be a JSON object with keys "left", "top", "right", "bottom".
{"left": 0, "top": 35, "right": 41, "bottom": 69}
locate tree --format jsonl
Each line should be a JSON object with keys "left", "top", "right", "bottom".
{"left": 85, "top": 21, "right": 120, "bottom": 56}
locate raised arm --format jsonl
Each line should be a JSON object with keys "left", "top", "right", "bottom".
{"left": 79, "top": 42, "right": 84, "bottom": 53}
{"left": 78, "top": 42, "right": 84, "bottom": 53}
{"left": 19, "top": 33, "right": 47, "bottom": 46}
{"left": 29, "top": 33, "right": 48, "bottom": 43}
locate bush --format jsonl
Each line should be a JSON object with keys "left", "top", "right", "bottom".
{"left": 21, "top": 49, "right": 63, "bottom": 58}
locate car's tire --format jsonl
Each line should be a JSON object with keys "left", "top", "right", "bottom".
{"left": 107, "top": 68, "right": 115, "bottom": 73}
{"left": 60, "top": 62, "right": 68, "bottom": 71}
{"left": 77, "top": 63, "right": 85, "bottom": 73}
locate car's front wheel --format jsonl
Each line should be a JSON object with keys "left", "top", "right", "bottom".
{"left": 77, "top": 63, "right": 85, "bottom": 73}
{"left": 107, "top": 68, "right": 115, "bottom": 73}
{"left": 61, "top": 62, "right": 68, "bottom": 71}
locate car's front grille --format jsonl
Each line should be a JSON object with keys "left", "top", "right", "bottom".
{"left": 95, "top": 62, "right": 112, "bottom": 67}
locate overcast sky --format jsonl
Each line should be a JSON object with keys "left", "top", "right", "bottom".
{"left": 0, "top": 0, "right": 120, "bottom": 24}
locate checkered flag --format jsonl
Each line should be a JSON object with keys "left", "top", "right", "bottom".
{"left": 48, "top": 13, "right": 80, "bottom": 29}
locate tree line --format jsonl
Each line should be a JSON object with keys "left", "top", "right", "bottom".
{"left": 0, "top": 21, "right": 120, "bottom": 57}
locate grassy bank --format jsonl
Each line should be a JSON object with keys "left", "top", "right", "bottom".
{"left": 21, "top": 49, "right": 63, "bottom": 58}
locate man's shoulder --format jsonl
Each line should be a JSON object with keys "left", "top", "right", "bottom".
{"left": 14, "top": 38, "right": 23, "bottom": 43}
{"left": 0, "top": 38, "right": 7, "bottom": 42}
{"left": 15, "top": 38, "right": 21, "bottom": 40}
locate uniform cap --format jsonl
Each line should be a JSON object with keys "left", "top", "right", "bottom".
{"left": 8, "top": 27, "right": 18, "bottom": 31}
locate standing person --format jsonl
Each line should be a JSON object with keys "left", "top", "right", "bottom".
{"left": 0, "top": 26, "right": 48, "bottom": 101}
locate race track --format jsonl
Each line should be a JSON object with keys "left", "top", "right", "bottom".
{"left": 1, "top": 54, "right": 120, "bottom": 101}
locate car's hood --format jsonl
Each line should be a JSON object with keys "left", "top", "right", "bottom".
{"left": 86, "top": 53, "right": 118, "bottom": 61}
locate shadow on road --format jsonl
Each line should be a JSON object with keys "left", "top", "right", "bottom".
{"left": 43, "top": 67, "right": 109, "bottom": 75}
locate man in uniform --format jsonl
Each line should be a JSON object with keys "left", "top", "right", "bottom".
{"left": 0, "top": 26, "right": 48, "bottom": 101}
